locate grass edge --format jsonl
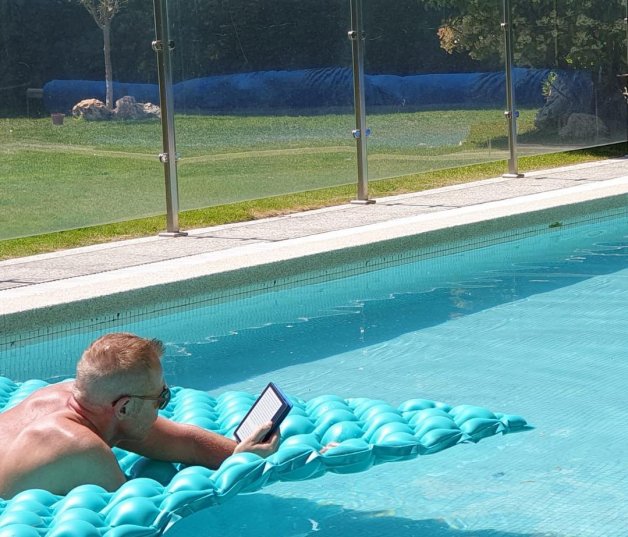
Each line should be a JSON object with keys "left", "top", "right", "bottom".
{"left": 1, "top": 143, "right": 624, "bottom": 261}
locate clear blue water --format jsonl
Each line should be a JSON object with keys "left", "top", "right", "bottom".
{"left": 1, "top": 211, "right": 627, "bottom": 536}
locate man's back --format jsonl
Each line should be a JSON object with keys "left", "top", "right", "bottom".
{"left": 0, "top": 383, "right": 124, "bottom": 499}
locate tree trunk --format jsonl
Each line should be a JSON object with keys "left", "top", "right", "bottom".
{"left": 103, "top": 22, "right": 113, "bottom": 110}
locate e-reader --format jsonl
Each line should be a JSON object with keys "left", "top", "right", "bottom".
{"left": 234, "top": 382, "right": 293, "bottom": 443}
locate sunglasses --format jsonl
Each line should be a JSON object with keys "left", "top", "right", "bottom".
{"left": 112, "top": 385, "right": 171, "bottom": 410}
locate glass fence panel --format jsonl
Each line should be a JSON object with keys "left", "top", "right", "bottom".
{"left": 512, "top": 0, "right": 627, "bottom": 157}
{"left": 364, "top": 0, "right": 509, "bottom": 182}
{"left": 2, "top": 0, "right": 623, "bottom": 243}
{"left": 0, "top": 0, "right": 163, "bottom": 241}
{"left": 169, "top": 0, "right": 356, "bottom": 210}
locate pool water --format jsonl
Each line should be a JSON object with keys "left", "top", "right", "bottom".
{"left": 1, "top": 211, "right": 627, "bottom": 536}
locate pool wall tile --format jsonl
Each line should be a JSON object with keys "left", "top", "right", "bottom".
{"left": 1, "top": 196, "right": 626, "bottom": 352}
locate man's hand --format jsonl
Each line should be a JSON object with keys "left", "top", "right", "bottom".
{"left": 233, "top": 422, "right": 280, "bottom": 458}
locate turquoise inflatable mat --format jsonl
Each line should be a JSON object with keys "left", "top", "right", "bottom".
{"left": 0, "top": 377, "right": 532, "bottom": 536}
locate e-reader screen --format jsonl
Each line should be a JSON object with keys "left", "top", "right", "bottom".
{"left": 234, "top": 382, "right": 292, "bottom": 443}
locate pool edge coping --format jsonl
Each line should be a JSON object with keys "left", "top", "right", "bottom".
{"left": 1, "top": 175, "right": 626, "bottom": 339}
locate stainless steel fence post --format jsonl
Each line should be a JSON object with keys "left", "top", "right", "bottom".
{"left": 153, "top": 0, "right": 187, "bottom": 236}
{"left": 349, "top": 0, "right": 374, "bottom": 204}
{"left": 625, "top": 0, "right": 628, "bottom": 155}
{"left": 502, "top": 0, "right": 524, "bottom": 178}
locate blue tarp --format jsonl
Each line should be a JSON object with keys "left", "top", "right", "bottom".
{"left": 43, "top": 67, "right": 588, "bottom": 113}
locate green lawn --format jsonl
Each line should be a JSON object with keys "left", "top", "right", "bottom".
{"left": 0, "top": 109, "right": 623, "bottom": 257}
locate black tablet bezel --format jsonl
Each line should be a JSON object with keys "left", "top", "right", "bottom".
{"left": 234, "top": 382, "right": 293, "bottom": 443}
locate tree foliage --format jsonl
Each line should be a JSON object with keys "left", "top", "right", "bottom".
{"left": 429, "top": 0, "right": 626, "bottom": 73}
{"left": 1, "top": 0, "right": 623, "bottom": 116}
{"left": 78, "top": 0, "right": 126, "bottom": 29}
{"left": 428, "top": 0, "right": 627, "bottom": 121}
{"left": 76, "top": 0, "right": 127, "bottom": 109}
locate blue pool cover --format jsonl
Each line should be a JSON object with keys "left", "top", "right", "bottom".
{"left": 42, "top": 66, "right": 590, "bottom": 113}
{"left": 0, "top": 377, "right": 531, "bottom": 536}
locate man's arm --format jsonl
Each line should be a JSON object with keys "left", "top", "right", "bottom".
{"left": 118, "top": 417, "right": 279, "bottom": 469}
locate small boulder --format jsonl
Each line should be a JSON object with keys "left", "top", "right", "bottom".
{"left": 142, "top": 102, "right": 161, "bottom": 119}
{"left": 72, "top": 98, "right": 113, "bottom": 121}
{"left": 113, "top": 96, "right": 160, "bottom": 120}
{"left": 558, "top": 113, "right": 609, "bottom": 141}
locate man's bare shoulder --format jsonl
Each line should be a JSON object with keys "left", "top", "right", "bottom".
{"left": 0, "top": 383, "right": 126, "bottom": 497}
{"left": 1, "top": 429, "right": 126, "bottom": 497}
{"left": 31, "top": 410, "right": 107, "bottom": 451}
{"left": 1, "top": 383, "right": 94, "bottom": 445}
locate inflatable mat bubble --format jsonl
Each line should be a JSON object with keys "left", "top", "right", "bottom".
{"left": 0, "top": 377, "right": 532, "bottom": 536}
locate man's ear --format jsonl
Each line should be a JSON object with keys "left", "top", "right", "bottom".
{"left": 112, "top": 397, "right": 131, "bottom": 420}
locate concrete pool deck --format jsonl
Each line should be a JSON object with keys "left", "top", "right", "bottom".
{"left": 1, "top": 158, "right": 627, "bottom": 319}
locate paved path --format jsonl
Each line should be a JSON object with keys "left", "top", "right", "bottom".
{"left": 1, "top": 158, "right": 627, "bottom": 316}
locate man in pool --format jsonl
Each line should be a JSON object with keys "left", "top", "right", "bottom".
{"left": 0, "top": 332, "right": 279, "bottom": 499}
